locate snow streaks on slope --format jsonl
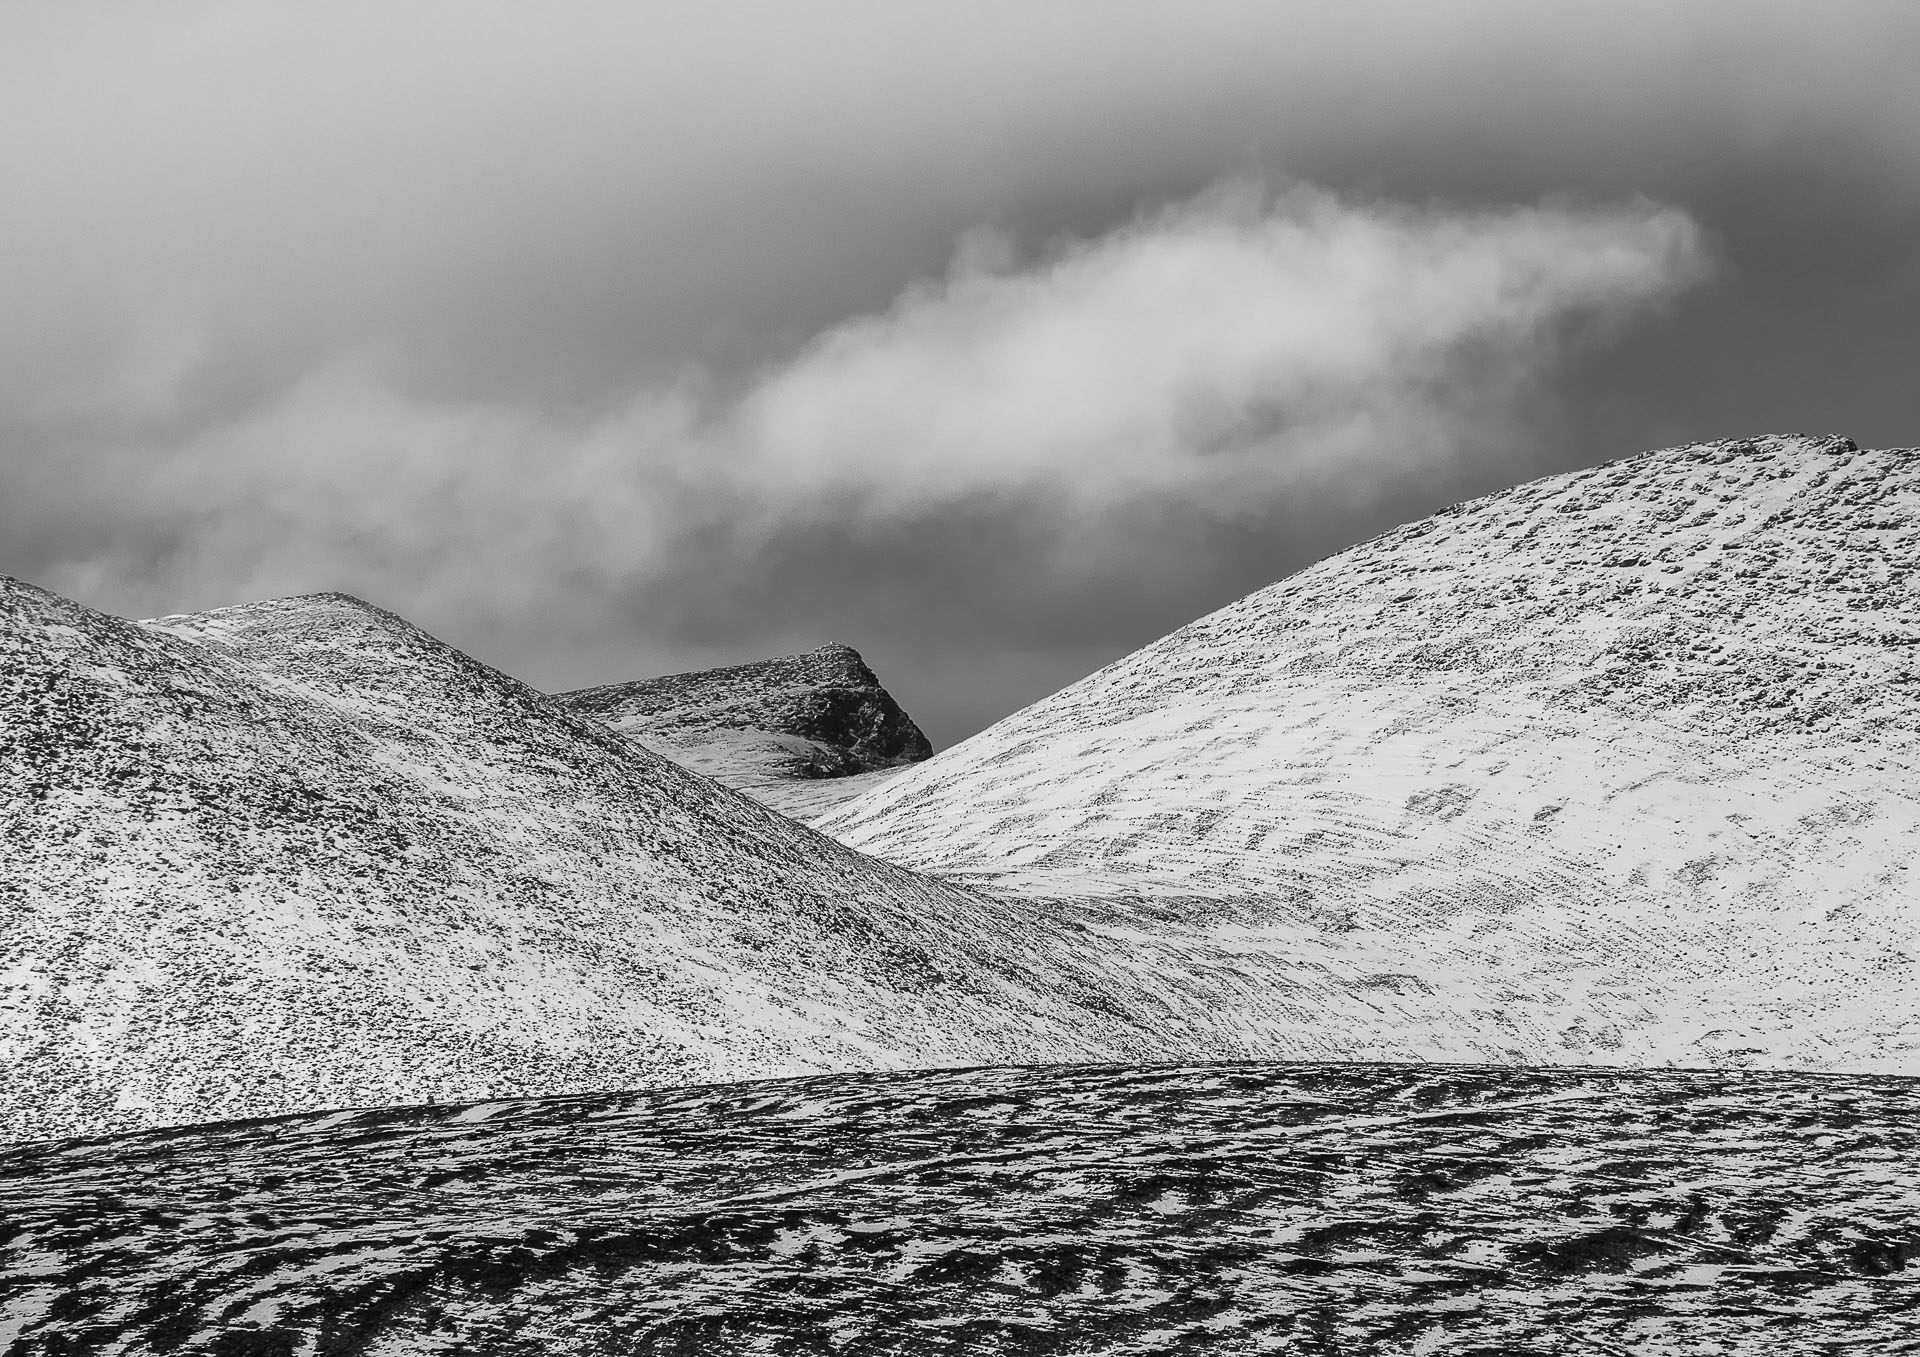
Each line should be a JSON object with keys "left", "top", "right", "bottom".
{"left": 3, "top": 1060, "right": 1915, "bottom": 1355}
{"left": 0, "top": 583, "right": 1139, "bottom": 1144}
{"left": 822, "top": 436, "right": 1920, "bottom": 1072}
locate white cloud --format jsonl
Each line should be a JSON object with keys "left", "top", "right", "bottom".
{"left": 19, "top": 182, "right": 1708, "bottom": 645}
{"left": 0, "top": 1, "right": 1906, "bottom": 731}
{"left": 0, "top": 1, "right": 1906, "bottom": 416}
{"left": 725, "top": 184, "right": 1708, "bottom": 517}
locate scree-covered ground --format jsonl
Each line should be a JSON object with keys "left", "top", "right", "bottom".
{"left": 3, "top": 1060, "right": 1916, "bottom": 1355}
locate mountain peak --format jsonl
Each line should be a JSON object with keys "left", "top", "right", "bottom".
{"left": 552, "top": 643, "right": 932, "bottom": 820}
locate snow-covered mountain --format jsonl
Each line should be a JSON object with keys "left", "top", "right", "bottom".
{"left": 552, "top": 644, "right": 931, "bottom": 820}
{"left": 10, "top": 433, "right": 1919, "bottom": 1145}
{"left": 0, "top": 583, "right": 1144, "bottom": 1144}
{"left": 6, "top": 1059, "right": 1914, "bottom": 1354}
{"left": 821, "top": 436, "right": 1920, "bottom": 1073}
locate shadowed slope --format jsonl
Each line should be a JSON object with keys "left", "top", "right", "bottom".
{"left": 821, "top": 436, "right": 1920, "bottom": 1071}
{"left": 553, "top": 644, "right": 933, "bottom": 821}
{"left": 0, "top": 582, "right": 1136, "bottom": 1144}
{"left": 2, "top": 1060, "right": 1915, "bottom": 1354}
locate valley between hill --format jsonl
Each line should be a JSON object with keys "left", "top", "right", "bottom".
{"left": 9, "top": 434, "right": 1920, "bottom": 1150}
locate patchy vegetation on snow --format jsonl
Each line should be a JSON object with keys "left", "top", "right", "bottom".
{"left": 552, "top": 644, "right": 931, "bottom": 819}
{"left": 0, "top": 585, "right": 1136, "bottom": 1144}
{"left": 2, "top": 1060, "right": 1914, "bottom": 1355}
{"left": 821, "top": 436, "right": 1920, "bottom": 1072}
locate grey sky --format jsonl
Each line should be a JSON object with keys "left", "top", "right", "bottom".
{"left": 4, "top": 3, "right": 1917, "bottom": 746}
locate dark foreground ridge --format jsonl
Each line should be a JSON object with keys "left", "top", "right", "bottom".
{"left": 2, "top": 1060, "right": 1915, "bottom": 1355}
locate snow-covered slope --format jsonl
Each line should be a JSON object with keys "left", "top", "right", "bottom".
{"left": 822, "top": 436, "right": 1920, "bottom": 1072}
{"left": 552, "top": 644, "right": 931, "bottom": 820}
{"left": 0, "top": 584, "right": 1147, "bottom": 1144}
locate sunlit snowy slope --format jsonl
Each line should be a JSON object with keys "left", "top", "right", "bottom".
{"left": 0, "top": 586, "right": 1139, "bottom": 1144}
{"left": 822, "top": 436, "right": 1920, "bottom": 1073}
{"left": 552, "top": 644, "right": 930, "bottom": 820}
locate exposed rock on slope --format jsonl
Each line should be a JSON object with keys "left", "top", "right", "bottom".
{"left": 5, "top": 1060, "right": 1915, "bottom": 1355}
{"left": 553, "top": 644, "right": 933, "bottom": 820}
{"left": 0, "top": 582, "right": 1141, "bottom": 1144}
{"left": 822, "top": 436, "right": 1920, "bottom": 1072}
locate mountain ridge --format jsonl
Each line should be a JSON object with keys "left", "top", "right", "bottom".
{"left": 553, "top": 642, "right": 933, "bottom": 820}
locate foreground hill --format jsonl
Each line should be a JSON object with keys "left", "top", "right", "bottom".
{"left": 552, "top": 644, "right": 931, "bottom": 820}
{"left": 0, "top": 582, "right": 1144, "bottom": 1144}
{"left": 2, "top": 1060, "right": 1913, "bottom": 1354}
{"left": 822, "top": 436, "right": 1920, "bottom": 1072}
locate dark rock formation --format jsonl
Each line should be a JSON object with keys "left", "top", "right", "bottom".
{"left": 553, "top": 644, "right": 933, "bottom": 818}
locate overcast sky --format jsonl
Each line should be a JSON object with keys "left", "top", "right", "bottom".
{"left": 5, "top": 2, "right": 1918, "bottom": 746}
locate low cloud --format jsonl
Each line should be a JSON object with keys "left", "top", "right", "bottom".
{"left": 11, "top": 182, "right": 1707, "bottom": 714}
{"left": 727, "top": 184, "right": 1706, "bottom": 517}
{"left": 7, "top": 2, "right": 1913, "bottom": 738}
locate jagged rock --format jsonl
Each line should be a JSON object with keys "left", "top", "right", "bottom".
{"left": 553, "top": 644, "right": 933, "bottom": 820}
{"left": 821, "top": 436, "right": 1920, "bottom": 1072}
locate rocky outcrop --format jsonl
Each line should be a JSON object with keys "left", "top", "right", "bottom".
{"left": 553, "top": 644, "right": 933, "bottom": 820}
